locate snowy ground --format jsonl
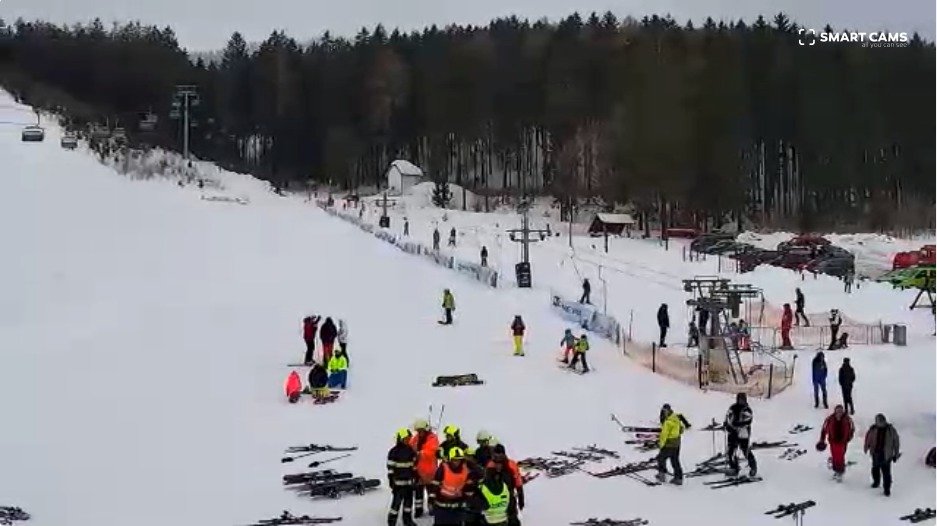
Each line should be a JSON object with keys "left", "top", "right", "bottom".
{"left": 1, "top": 91, "right": 935, "bottom": 526}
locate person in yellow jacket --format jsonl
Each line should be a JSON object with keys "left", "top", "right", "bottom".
{"left": 567, "top": 334, "right": 590, "bottom": 373}
{"left": 656, "top": 403, "right": 686, "bottom": 484}
{"left": 440, "top": 289, "right": 455, "bottom": 325}
{"left": 327, "top": 348, "right": 348, "bottom": 389}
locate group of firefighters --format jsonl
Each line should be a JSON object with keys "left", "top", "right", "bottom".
{"left": 386, "top": 421, "right": 525, "bottom": 526}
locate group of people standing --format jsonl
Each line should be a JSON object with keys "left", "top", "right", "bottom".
{"left": 810, "top": 351, "right": 856, "bottom": 413}
{"left": 780, "top": 289, "right": 847, "bottom": 350}
{"left": 300, "top": 315, "right": 350, "bottom": 391}
{"left": 387, "top": 422, "right": 525, "bottom": 526}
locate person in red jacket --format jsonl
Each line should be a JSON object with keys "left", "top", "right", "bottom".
{"left": 285, "top": 371, "right": 303, "bottom": 403}
{"left": 780, "top": 303, "right": 794, "bottom": 349}
{"left": 408, "top": 419, "right": 440, "bottom": 518}
{"left": 510, "top": 316, "right": 526, "bottom": 356}
{"left": 302, "top": 316, "right": 321, "bottom": 365}
{"left": 818, "top": 404, "right": 855, "bottom": 481}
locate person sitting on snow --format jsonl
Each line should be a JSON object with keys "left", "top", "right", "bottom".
{"left": 327, "top": 348, "right": 349, "bottom": 389}
{"left": 307, "top": 362, "right": 330, "bottom": 398}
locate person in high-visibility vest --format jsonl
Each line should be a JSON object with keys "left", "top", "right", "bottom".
{"left": 472, "top": 467, "right": 514, "bottom": 525}
{"left": 430, "top": 447, "right": 474, "bottom": 525}
{"left": 387, "top": 428, "right": 418, "bottom": 526}
{"left": 327, "top": 348, "right": 348, "bottom": 389}
{"left": 510, "top": 316, "right": 526, "bottom": 356}
{"left": 409, "top": 419, "right": 439, "bottom": 518}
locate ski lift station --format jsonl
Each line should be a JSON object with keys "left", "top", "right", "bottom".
{"left": 385, "top": 159, "right": 424, "bottom": 195}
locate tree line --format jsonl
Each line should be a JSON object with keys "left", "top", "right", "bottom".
{"left": 0, "top": 13, "right": 933, "bottom": 231}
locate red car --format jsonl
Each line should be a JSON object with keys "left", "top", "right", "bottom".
{"left": 893, "top": 244, "right": 936, "bottom": 270}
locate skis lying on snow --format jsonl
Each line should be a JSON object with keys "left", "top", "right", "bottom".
{"left": 778, "top": 448, "right": 808, "bottom": 460}
{"left": 285, "top": 444, "right": 358, "bottom": 454}
{"left": 0, "top": 507, "right": 30, "bottom": 524}
{"left": 705, "top": 475, "right": 763, "bottom": 489}
{"left": 283, "top": 470, "right": 354, "bottom": 486}
{"left": 306, "top": 454, "right": 352, "bottom": 469}
{"left": 751, "top": 440, "right": 798, "bottom": 450}
{"left": 517, "top": 457, "right": 584, "bottom": 478}
{"left": 610, "top": 414, "right": 661, "bottom": 434}
{"left": 299, "top": 477, "right": 381, "bottom": 499}
{"left": 765, "top": 501, "right": 816, "bottom": 519}
{"left": 789, "top": 424, "right": 813, "bottom": 434}
{"left": 582, "top": 459, "right": 657, "bottom": 479}
{"left": 432, "top": 374, "right": 484, "bottom": 387}
{"left": 570, "top": 518, "right": 649, "bottom": 525}
{"left": 900, "top": 508, "right": 936, "bottom": 523}
{"left": 245, "top": 511, "right": 342, "bottom": 525}
{"left": 521, "top": 472, "right": 540, "bottom": 484}
{"left": 573, "top": 445, "right": 620, "bottom": 459}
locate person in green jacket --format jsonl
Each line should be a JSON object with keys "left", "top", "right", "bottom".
{"left": 567, "top": 334, "right": 590, "bottom": 373}
{"left": 656, "top": 403, "right": 685, "bottom": 484}
{"left": 441, "top": 289, "right": 455, "bottom": 325}
{"left": 327, "top": 348, "right": 348, "bottom": 389}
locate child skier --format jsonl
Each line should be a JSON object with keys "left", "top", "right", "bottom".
{"left": 568, "top": 333, "right": 590, "bottom": 373}
{"left": 510, "top": 316, "right": 526, "bottom": 356}
{"left": 560, "top": 329, "right": 576, "bottom": 363}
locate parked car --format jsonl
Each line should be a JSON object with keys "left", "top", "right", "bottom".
{"left": 893, "top": 245, "right": 936, "bottom": 270}
{"left": 812, "top": 258, "right": 855, "bottom": 278}
{"left": 771, "top": 247, "right": 814, "bottom": 270}
{"left": 21, "top": 125, "right": 45, "bottom": 142}
{"left": 665, "top": 227, "right": 699, "bottom": 239}
{"left": 777, "top": 234, "right": 831, "bottom": 253}
{"left": 690, "top": 233, "right": 735, "bottom": 253}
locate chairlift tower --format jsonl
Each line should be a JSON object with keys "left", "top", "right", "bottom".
{"left": 170, "top": 85, "right": 200, "bottom": 165}
{"left": 376, "top": 192, "right": 396, "bottom": 228}
{"left": 506, "top": 201, "right": 551, "bottom": 288}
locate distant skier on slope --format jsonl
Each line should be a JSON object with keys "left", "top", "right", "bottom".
{"left": 440, "top": 289, "right": 455, "bottom": 325}
{"left": 481, "top": 246, "right": 488, "bottom": 267}
{"left": 510, "top": 316, "right": 526, "bottom": 356}
{"left": 795, "top": 288, "right": 809, "bottom": 326}
{"left": 320, "top": 317, "right": 338, "bottom": 363}
{"left": 433, "top": 228, "right": 441, "bottom": 251}
{"left": 579, "top": 278, "right": 591, "bottom": 304}
{"left": 657, "top": 303, "right": 670, "bottom": 347}
{"left": 724, "top": 393, "right": 758, "bottom": 477}
{"left": 567, "top": 333, "right": 590, "bottom": 373}
{"left": 780, "top": 303, "right": 794, "bottom": 349}
{"left": 818, "top": 404, "right": 855, "bottom": 482}
{"left": 449, "top": 227, "right": 457, "bottom": 247}
{"left": 812, "top": 351, "right": 829, "bottom": 409}
{"left": 559, "top": 329, "right": 576, "bottom": 363}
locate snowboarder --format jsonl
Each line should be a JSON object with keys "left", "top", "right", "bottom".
{"left": 307, "top": 362, "right": 329, "bottom": 399}
{"left": 780, "top": 303, "right": 794, "bottom": 349}
{"left": 433, "top": 229, "right": 441, "bottom": 251}
{"left": 510, "top": 316, "right": 526, "bottom": 356}
{"left": 285, "top": 370, "right": 303, "bottom": 403}
{"left": 302, "top": 315, "right": 321, "bottom": 365}
{"left": 656, "top": 404, "right": 685, "bottom": 484}
{"left": 687, "top": 321, "right": 700, "bottom": 348}
{"left": 828, "top": 309, "right": 843, "bottom": 350}
{"left": 812, "top": 351, "right": 829, "bottom": 409}
{"left": 441, "top": 289, "right": 455, "bottom": 325}
{"left": 481, "top": 246, "right": 488, "bottom": 267}
{"left": 409, "top": 419, "right": 440, "bottom": 518}
{"left": 863, "top": 414, "right": 900, "bottom": 497}
{"left": 473, "top": 466, "right": 514, "bottom": 526}
{"left": 568, "top": 333, "right": 590, "bottom": 373}
{"left": 795, "top": 288, "right": 809, "bottom": 326}
{"left": 838, "top": 358, "right": 856, "bottom": 415}
{"left": 430, "top": 447, "right": 473, "bottom": 525}
{"left": 724, "top": 393, "right": 758, "bottom": 477}
{"left": 818, "top": 404, "right": 855, "bottom": 482}
{"left": 657, "top": 303, "right": 670, "bottom": 347}
{"left": 337, "top": 318, "right": 349, "bottom": 357}
{"left": 559, "top": 329, "right": 576, "bottom": 363}
{"left": 327, "top": 348, "right": 348, "bottom": 389}
{"left": 448, "top": 227, "right": 457, "bottom": 247}
{"left": 387, "top": 428, "right": 419, "bottom": 526}
{"left": 579, "top": 278, "right": 591, "bottom": 304}
{"left": 439, "top": 425, "right": 470, "bottom": 460}
{"left": 320, "top": 317, "right": 338, "bottom": 363}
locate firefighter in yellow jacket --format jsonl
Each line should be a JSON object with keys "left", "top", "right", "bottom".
{"left": 656, "top": 403, "right": 687, "bottom": 484}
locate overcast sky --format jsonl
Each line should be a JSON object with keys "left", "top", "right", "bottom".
{"left": 1, "top": 0, "right": 933, "bottom": 51}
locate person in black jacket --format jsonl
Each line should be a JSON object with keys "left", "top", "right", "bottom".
{"left": 795, "top": 288, "right": 809, "bottom": 326}
{"left": 439, "top": 425, "right": 470, "bottom": 460}
{"left": 480, "top": 246, "right": 489, "bottom": 267}
{"left": 724, "top": 393, "right": 758, "bottom": 477}
{"left": 387, "top": 428, "right": 418, "bottom": 526}
{"left": 319, "top": 317, "right": 338, "bottom": 363}
{"left": 657, "top": 304, "right": 670, "bottom": 347}
{"left": 307, "top": 363, "right": 329, "bottom": 399}
{"left": 838, "top": 358, "right": 856, "bottom": 415}
{"left": 579, "top": 278, "right": 591, "bottom": 304}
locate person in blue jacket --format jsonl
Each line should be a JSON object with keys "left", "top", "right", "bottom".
{"left": 812, "top": 351, "right": 829, "bottom": 409}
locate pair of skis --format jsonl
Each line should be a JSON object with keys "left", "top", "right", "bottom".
{"left": 704, "top": 475, "right": 763, "bottom": 489}
{"left": 765, "top": 500, "right": 816, "bottom": 519}
{"left": 299, "top": 477, "right": 381, "bottom": 498}
{"left": 283, "top": 469, "right": 353, "bottom": 486}
{"left": 583, "top": 459, "right": 657, "bottom": 479}
{"left": 247, "top": 511, "right": 341, "bottom": 525}
{"left": 610, "top": 414, "right": 661, "bottom": 434}
{"left": 789, "top": 424, "right": 813, "bottom": 434}
{"left": 570, "top": 518, "right": 648, "bottom": 526}
{"left": 900, "top": 508, "right": 936, "bottom": 523}
{"left": 778, "top": 447, "right": 808, "bottom": 460}
{"left": 281, "top": 445, "right": 357, "bottom": 463}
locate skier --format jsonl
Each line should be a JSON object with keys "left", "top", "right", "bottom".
{"left": 724, "top": 393, "right": 758, "bottom": 477}
{"left": 307, "top": 362, "right": 329, "bottom": 399}
{"left": 780, "top": 303, "right": 794, "bottom": 349}
{"left": 472, "top": 466, "right": 514, "bottom": 526}
{"left": 838, "top": 358, "right": 856, "bottom": 415}
{"left": 579, "top": 278, "right": 591, "bottom": 304}
{"left": 285, "top": 370, "right": 303, "bottom": 403}
{"left": 657, "top": 303, "right": 670, "bottom": 347}
{"left": 656, "top": 403, "right": 685, "bottom": 484}
{"left": 319, "top": 317, "right": 338, "bottom": 363}
{"left": 510, "top": 316, "right": 526, "bottom": 356}
{"left": 387, "top": 428, "right": 419, "bottom": 526}
{"left": 481, "top": 246, "right": 488, "bottom": 267}
{"left": 448, "top": 228, "right": 457, "bottom": 247}
{"left": 568, "top": 333, "right": 590, "bottom": 373}
{"left": 795, "top": 288, "right": 809, "bottom": 326}
{"left": 438, "top": 425, "right": 469, "bottom": 460}
{"left": 327, "top": 347, "right": 348, "bottom": 389}
{"left": 337, "top": 319, "right": 349, "bottom": 357}
{"left": 559, "top": 329, "right": 576, "bottom": 364}
{"left": 488, "top": 443, "right": 524, "bottom": 526}
{"left": 430, "top": 447, "right": 474, "bottom": 526}
{"left": 828, "top": 309, "right": 843, "bottom": 350}
{"left": 409, "top": 419, "right": 440, "bottom": 518}
{"left": 469, "top": 430, "right": 496, "bottom": 468}
{"left": 441, "top": 289, "right": 455, "bottom": 325}
{"left": 302, "top": 315, "right": 320, "bottom": 365}
{"left": 818, "top": 404, "right": 855, "bottom": 482}
{"left": 863, "top": 414, "right": 901, "bottom": 497}
{"left": 433, "top": 228, "right": 441, "bottom": 251}
{"left": 687, "top": 320, "right": 700, "bottom": 348}
{"left": 812, "top": 351, "right": 829, "bottom": 409}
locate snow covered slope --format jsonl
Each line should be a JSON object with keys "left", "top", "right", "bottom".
{"left": 0, "top": 92, "right": 934, "bottom": 526}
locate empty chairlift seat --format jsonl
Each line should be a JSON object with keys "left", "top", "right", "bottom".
{"left": 21, "top": 125, "right": 45, "bottom": 142}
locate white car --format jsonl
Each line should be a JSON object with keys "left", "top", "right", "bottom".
{"left": 21, "top": 125, "right": 45, "bottom": 142}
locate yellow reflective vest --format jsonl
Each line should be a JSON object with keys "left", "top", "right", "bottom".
{"left": 480, "top": 481, "right": 510, "bottom": 524}
{"left": 658, "top": 413, "right": 685, "bottom": 449}
{"left": 328, "top": 355, "right": 348, "bottom": 373}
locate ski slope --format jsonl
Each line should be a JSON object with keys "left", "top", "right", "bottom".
{"left": 0, "top": 93, "right": 934, "bottom": 526}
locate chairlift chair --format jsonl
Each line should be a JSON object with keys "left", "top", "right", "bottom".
{"left": 21, "top": 125, "right": 45, "bottom": 142}
{"left": 60, "top": 133, "right": 78, "bottom": 149}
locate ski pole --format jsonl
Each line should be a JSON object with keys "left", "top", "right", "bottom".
{"left": 308, "top": 453, "right": 352, "bottom": 468}
{"left": 436, "top": 404, "right": 446, "bottom": 431}
{"left": 281, "top": 450, "right": 325, "bottom": 463}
